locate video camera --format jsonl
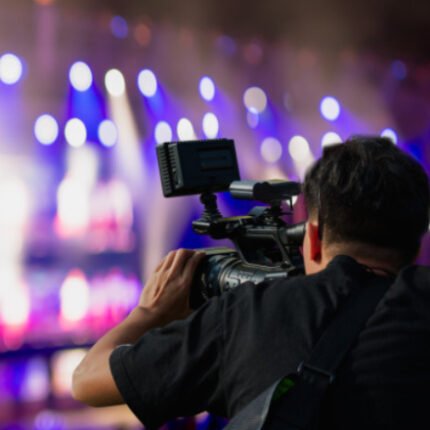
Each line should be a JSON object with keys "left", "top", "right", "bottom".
{"left": 157, "top": 138, "right": 305, "bottom": 308}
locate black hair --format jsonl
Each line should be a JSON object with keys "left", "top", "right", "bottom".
{"left": 303, "top": 136, "right": 430, "bottom": 264}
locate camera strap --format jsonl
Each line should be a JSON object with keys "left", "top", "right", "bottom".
{"left": 224, "top": 275, "right": 391, "bottom": 430}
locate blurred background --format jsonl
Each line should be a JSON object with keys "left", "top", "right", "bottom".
{"left": 1, "top": 0, "right": 430, "bottom": 429}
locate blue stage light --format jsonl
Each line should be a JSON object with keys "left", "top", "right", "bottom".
{"left": 69, "top": 61, "right": 93, "bottom": 91}
{"left": 0, "top": 53, "right": 23, "bottom": 85}
{"left": 381, "top": 128, "right": 398, "bottom": 144}
{"left": 155, "top": 121, "right": 172, "bottom": 144}
{"left": 105, "top": 69, "right": 126, "bottom": 96}
{"left": 320, "top": 96, "right": 341, "bottom": 121}
{"left": 202, "top": 113, "right": 219, "bottom": 138}
{"left": 98, "top": 120, "right": 118, "bottom": 147}
{"left": 34, "top": 114, "right": 59, "bottom": 145}
{"left": 199, "top": 77, "right": 215, "bottom": 101}
{"left": 111, "top": 16, "right": 129, "bottom": 39}
{"left": 137, "top": 69, "right": 158, "bottom": 97}
{"left": 65, "top": 118, "right": 87, "bottom": 147}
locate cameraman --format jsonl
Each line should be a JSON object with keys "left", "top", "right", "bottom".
{"left": 73, "top": 137, "right": 430, "bottom": 429}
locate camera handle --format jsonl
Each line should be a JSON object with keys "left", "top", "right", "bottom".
{"left": 199, "top": 192, "right": 223, "bottom": 222}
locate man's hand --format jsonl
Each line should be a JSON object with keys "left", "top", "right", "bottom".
{"left": 72, "top": 248, "right": 204, "bottom": 407}
{"left": 138, "top": 249, "right": 205, "bottom": 327}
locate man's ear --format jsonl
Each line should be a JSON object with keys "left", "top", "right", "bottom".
{"left": 308, "top": 222, "right": 322, "bottom": 262}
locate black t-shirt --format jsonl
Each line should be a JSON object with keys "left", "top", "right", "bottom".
{"left": 110, "top": 255, "right": 430, "bottom": 429}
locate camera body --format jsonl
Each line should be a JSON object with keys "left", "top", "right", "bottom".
{"left": 157, "top": 138, "right": 305, "bottom": 308}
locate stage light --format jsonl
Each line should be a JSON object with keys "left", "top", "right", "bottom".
{"left": 34, "top": 114, "right": 59, "bottom": 145}
{"left": 321, "top": 132, "right": 342, "bottom": 148}
{"left": 155, "top": 121, "right": 173, "bottom": 144}
{"left": 320, "top": 96, "right": 341, "bottom": 121}
{"left": 177, "top": 118, "right": 196, "bottom": 140}
{"left": 137, "top": 69, "right": 158, "bottom": 97}
{"left": 60, "top": 269, "right": 90, "bottom": 322}
{"left": 69, "top": 61, "right": 93, "bottom": 91}
{"left": 243, "top": 87, "right": 267, "bottom": 113}
{"left": 202, "top": 112, "right": 219, "bottom": 138}
{"left": 199, "top": 76, "right": 215, "bottom": 101}
{"left": 98, "top": 119, "right": 118, "bottom": 147}
{"left": 65, "top": 118, "right": 87, "bottom": 147}
{"left": 261, "top": 137, "right": 283, "bottom": 163}
{"left": 391, "top": 61, "right": 407, "bottom": 80}
{"left": 381, "top": 128, "right": 398, "bottom": 144}
{"left": 288, "top": 135, "right": 311, "bottom": 161}
{"left": 110, "top": 16, "right": 129, "bottom": 39}
{"left": 105, "top": 69, "right": 126, "bottom": 97}
{"left": 247, "top": 111, "right": 259, "bottom": 128}
{"left": 0, "top": 53, "right": 23, "bottom": 85}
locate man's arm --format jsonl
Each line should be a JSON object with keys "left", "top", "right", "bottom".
{"left": 72, "top": 249, "right": 205, "bottom": 406}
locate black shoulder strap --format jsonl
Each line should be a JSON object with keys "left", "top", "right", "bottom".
{"left": 225, "top": 275, "right": 391, "bottom": 430}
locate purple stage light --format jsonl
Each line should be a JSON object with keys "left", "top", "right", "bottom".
{"left": 34, "top": 114, "right": 59, "bottom": 145}
{"left": 381, "top": 128, "right": 398, "bottom": 144}
{"left": 98, "top": 120, "right": 118, "bottom": 147}
{"left": 202, "top": 112, "right": 219, "bottom": 138}
{"left": 110, "top": 16, "right": 129, "bottom": 39}
{"left": 137, "top": 69, "right": 157, "bottom": 97}
{"left": 320, "top": 96, "right": 341, "bottom": 121}
{"left": 155, "top": 121, "right": 172, "bottom": 144}
{"left": 69, "top": 61, "right": 93, "bottom": 91}
{"left": 243, "top": 87, "right": 267, "bottom": 113}
{"left": 199, "top": 76, "right": 215, "bottom": 101}
{"left": 261, "top": 137, "right": 283, "bottom": 163}
{"left": 65, "top": 118, "right": 87, "bottom": 147}
{"left": 0, "top": 53, "right": 23, "bottom": 85}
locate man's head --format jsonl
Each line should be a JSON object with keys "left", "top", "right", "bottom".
{"left": 302, "top": 136, "right": 430, "bottom": 274}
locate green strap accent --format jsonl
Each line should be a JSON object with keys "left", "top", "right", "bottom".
{"left": 272, "top": 377, "right": 295, "bottom": 402}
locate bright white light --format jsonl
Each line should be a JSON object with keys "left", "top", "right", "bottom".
{"left": 69, "top": 61, "right": 93, "bottom": 91}
{"left": 65, "top": 118, "right": 87, "bottom": 147}
{"left": 243, "top": 87, "right": 267, "bottom": 113}
{"left": 199, "top": 76, "right": 216, "bottom": 101}
{"left": 56, "top": 176, "right": 91, "bottom": 235}
{"left": 98, "top": 119, "right": 118, "bottom": 147}
{"left": 321, "top": 132, "right": 342, "bottom": 148}
{"left": 105, "top": 69, "right": 126, "bottom": 96}
{"left": 60, "top": 270, "right": 90, "bottom": 322}
{"left": 261, "top": 137, "right": 283, "bottom": 163}
{"left": 177, "top": 118, "right": 196, "bottom": 141}
{"left": 320, "top": 96, "right": 341, "bottom": 121}
{"left": 34, "top": 114, "right": 59, "bottom": 145}
{"left": 381, "top": 128, "right": 398, "bottom": 144}
{"left": 1, "top": 282, "right": 30, "bottom": 327}
{"left": 288, "top": 135, "right": 311, "bottom": 162}
{"left": 202, "top": 113, "right": 219, "bottom": 138}
{"left": 0, "top": 53, "right": 23, "bottom": 85}
{"left": 155, "top": 121, "right": 173, "bottom": 144}
{"left": 137, "top": 69, "right": 158, "bottom": 97}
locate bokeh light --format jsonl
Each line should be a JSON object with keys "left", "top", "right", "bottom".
{"left": 202, "top": 112, "right": 219, "bottom": 138}
{"left": 247, "top": 111, "right": 259, "bottom": 128}
{"left": 177, "top": 118, "right": 196, "bottom": 141}
{"left": 137, "top": 69, "right": 158, "bottom": 97}
{"left": 320, "top": 96, "right": 341, "bottom": 121}
{"left": 110, "top": 16, "right": 129, "bottom": 39}
{"left": 64, "top": 118, "right": 87, "bottom": 147}
{"left": 260, "top": 137, "right": 283, "bottom": 163}
{"left": 199, "top": 76, "right": 216, "bottom": 101}
{"left": 105, "top": 69, "right": 126, "bottom": 96}
{"left": 69, "top": 61, "right": 93, "bottom": 91}
{"left": 243, "top": 87, "right": 267, "bottom": 113}
{"left": 34, "top": 114, "right": 59, "bottom": 145}
{"left": 155, "top": 121, "right": 173, "bottom": 144}
{"left": 381, "top": 128, "right": 398, "bottom": 144}
{"left": 98, "top": 119, "right": 118, "bottom": 147}
{"left": 321, "top": 131, "right": 342, "bottom": 148}
{"left": 288, "top": 135, "right": 311, "bottom": 161}
{"left": 0, "top": 53, "right": 24, "bottom": 85}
